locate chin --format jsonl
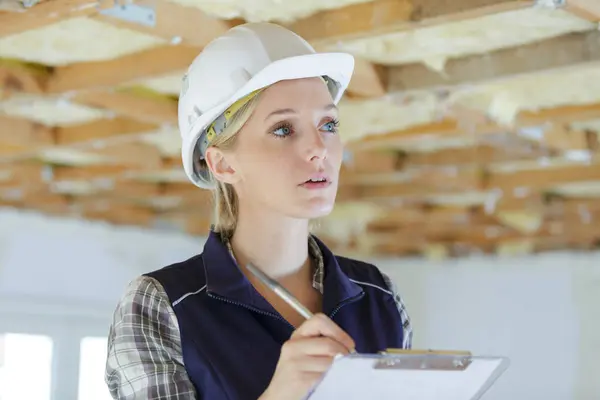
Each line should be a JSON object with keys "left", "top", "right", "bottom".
{"left": 294, "top": 197, "right": 336, "bottom": 219}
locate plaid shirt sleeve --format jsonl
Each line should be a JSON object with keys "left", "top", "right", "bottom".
{"left": 381, "top": 272, "right": 413, "bottom": 349}
{"left": 105, "top": 276, "right": 197, "bottom": 399}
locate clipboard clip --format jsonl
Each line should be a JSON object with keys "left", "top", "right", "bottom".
{"left": 373, "top": 349, "right": 473, "bottom": 371}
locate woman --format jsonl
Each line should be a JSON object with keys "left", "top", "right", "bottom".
{"left": 105, "top": 22, "right": 412, "bottom": 400}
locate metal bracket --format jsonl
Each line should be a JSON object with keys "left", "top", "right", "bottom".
{"left": 534, "top": 0, "right": 566, "bottom": 8}
{"left": 99, "top": 0, "right": 156, "bottom": 27}
{"left": 20, "top": 0, "right": 42, "bottom": 8}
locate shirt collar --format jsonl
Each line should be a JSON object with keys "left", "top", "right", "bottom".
{"left": 201, "top": 230, "right": 362, "bottom": 315}
{"left": 223, "top": 234, "right": 325, "bottom": 295}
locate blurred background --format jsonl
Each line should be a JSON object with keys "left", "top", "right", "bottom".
{"left": 0, "top": 0, "right": 599, "bottom": 399}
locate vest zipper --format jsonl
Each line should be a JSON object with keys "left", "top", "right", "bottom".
{"left": 208, "top": 289, "right": 365, "bottom": 328}
{"left": 328, "top": 291, "right": 365, "bottom": 319}
{"left": 207, "top": 291, "right": 296, "bottom": 330}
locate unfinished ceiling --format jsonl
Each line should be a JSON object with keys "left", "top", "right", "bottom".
{"left": 1, "top": 0, "right": 600, "bottom": 259}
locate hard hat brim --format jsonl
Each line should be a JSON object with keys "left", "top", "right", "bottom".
{"left": 181, "top": 52, "right": 355, "bottom": 189}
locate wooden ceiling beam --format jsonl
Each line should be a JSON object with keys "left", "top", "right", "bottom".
{"left": 109, "top": 180, "right": 162, "bottom": 197}
{"left": 565, "top": 0, "right": 600, "bottom": 21}
{"left": 69, "top": 180, "right": 213, "bottom": 214}
{"left": 55, "top": 116, "right": 158, "bottom": 145}
{"left": 51, "top": 164, "right": 133, "bottom": 181}
{"left": 385, "top": 30, "right": 600, "bottom": 92}
{"left": 0, "top": 161, "right": 46, "bottom": 190}
{"left": 2, "top": 186, "right": 73, "bottom": 215}
{"left": 81, "top": 203, "right": 157, "bottom": 227}
{"left": 376, "top": 223, "right": 520, "bottom": 244}
{"left": 301, "top": 0, "right": 535, "bottom": 97}
{"left": 287, "top": 0, "right": 413, "bottom": 43}
{"left": 86, "top": 142, "right": 164, "bottom": 168}
{"left": 368, "top": 212, "right": 600, "bottom": 256}
{"left": 346, "top": 139, "right": 551, "bottom": 172}
{"left": 161, "top": 155, "right": 182, "bottom": 169}
{"left": 0, "top": 0, "right": 112, "bottom": 37}
{"left": 349, "top": 101, "right": 600, "bottom": 149}
{"left": 541, "top": 124, "right": 593, "bottom": 152}
{"left": 347, "top": 118, "right": 503, "bottom": 149}
{"left": 0, "top": 60, "right": 49, "bottom": 95}
{"left": 46, "top": 44, "right": 200, "bottom": 93}
{"left": 92, "top": 0, "right": 235, "bottom": 47}
{"left": 486, "top": 192, "right": 546, "bottom": 213}
{"left": 72, "top": 90, "right": 177, "bottom": 124}
{"left": 486, "top": 160, "right": 600, "bottom": 192}
{"left": 367, "top": 205, "right": 493, "bottom": 232}
{"left": 290, "top": 0, "right": 534, "bottom": 44}
{"left": 518, "top": 102, "right": 600, "bottom": 126}
{"left": 0, "top": 142, "right": 30, "bottom": 157}
{"left": 345, "top": 58, "right": 388, "bottom": 98}
{"left": 402, "top": 143, "right": 548, "bottom": 167}
{"left": 343, "top": 167, "right": 484, "bottom": 199}
{"left": 0, "top": 114, "right": 55, "bottom": 147}
{"left": 0, "top": 115, "right": 160, "bottom": 163}
{"left": 343, "top": 149, "right": 400, "bottom": 173}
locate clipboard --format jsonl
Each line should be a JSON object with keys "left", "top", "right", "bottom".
{"left": 306, "top": 349, "right": 510, "bottom": 400}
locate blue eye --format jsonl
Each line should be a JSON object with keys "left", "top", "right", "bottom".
{"left": 271, "top": 123, "right": 293, "bottom": 138}
{"left": 273, "top": 125, "right": 291, "bottom": 136}
{"left": 321, "top": 119, "right": 340, "bottom": 133}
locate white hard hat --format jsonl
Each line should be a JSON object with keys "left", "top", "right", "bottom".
{"left": 177, "top": 22, "right": 355, "bottom": 189}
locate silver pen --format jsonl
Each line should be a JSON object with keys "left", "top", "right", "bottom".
{"left": 246, "top": 262, "right": 314, "bottom": 319}
{"left": 245, "top": 263, "right": 357, "bottom": 354}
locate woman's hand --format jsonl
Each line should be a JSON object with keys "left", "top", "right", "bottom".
{"left": 259, "top": 313, "right": 355, "bottom": 400}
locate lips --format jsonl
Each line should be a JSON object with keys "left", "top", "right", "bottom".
{"left": 305, "top": 177, "right": 327, "bottom": 183}
{"left": 302, "top": 173, "right": 329, "bottom": 185}
{"left": 300, "top": 173, "right": 332, "bottom": 189}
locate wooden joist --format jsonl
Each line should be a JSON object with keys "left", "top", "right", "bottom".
{"left": 0, "top": 0, "right": 112, "bottom": 37}
{"left": 0, "top": 60, "right": 49, "bottom": 95}
{"left": 385, "top": 29, "right": 600, "bottom": 92}
{"left": 71, "top": 90, "right": 178, "bottom": 124}
{"left": 91, "top": 0, "right": 236, "bottom": 47}
{"left": 55, "top": 117, "right": 158, "bottom": 145}
{"left": 46, "top": 44, "right": 199, "bottom": 93}
{"left": 290, "top": 0, "right": 535, "bottom": 44}
{"left": 565, "top": 0, "right": 600, "bottom": 21}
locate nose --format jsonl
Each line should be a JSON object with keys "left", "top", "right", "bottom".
{"left": 306, "top": 129, "right": 328, "bottom": 162}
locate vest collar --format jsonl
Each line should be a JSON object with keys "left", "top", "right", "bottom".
{"left": 309, "top": 235, "right": 364, "bottom": 315}
{"left": 201, "top": 230, "right": 363, "bottom": 316}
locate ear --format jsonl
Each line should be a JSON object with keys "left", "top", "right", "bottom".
{"left": 204, "top": 147, "right": 239, "bottom": 184}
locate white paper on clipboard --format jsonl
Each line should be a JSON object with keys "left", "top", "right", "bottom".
{"left": 306, "top": 352, "right": 510, "bottom": 400}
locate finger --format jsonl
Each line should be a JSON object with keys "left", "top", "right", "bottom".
{"left": 294, "top": 355, "right": 336, "bottom": 373}
{"left": 283, "top": 336, "right": 349, "bottom": 358}
{"left": 298, "top": 371, "right": 326, "bottom": 387}
{"left": 292, "top": 313, "right": 355, "bottom": 351}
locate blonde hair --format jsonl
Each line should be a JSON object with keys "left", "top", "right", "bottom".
{"left": 194, "top": 92, "right": 263, "bottom": 236}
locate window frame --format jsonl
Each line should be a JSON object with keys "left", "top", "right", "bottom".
{"left": 0, "top": 294, "right": 113, "bottom": 400}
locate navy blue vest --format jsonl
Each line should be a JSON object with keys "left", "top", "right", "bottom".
{"left": 146, "top": 231, "right": 406, "bottom": 400}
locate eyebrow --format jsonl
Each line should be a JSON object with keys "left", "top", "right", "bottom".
{"left": 264, "top": 103, "right": 338, "bottom": 121}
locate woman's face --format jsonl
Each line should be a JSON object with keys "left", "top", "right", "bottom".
{"left": 207, "top": 77, "right": 344, "bottom": 220}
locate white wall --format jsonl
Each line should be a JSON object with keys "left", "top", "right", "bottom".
{"left": 376, "top": 254, "right": 600, "bottom": 400}
{"left": 0, "top": 208, "right": 598, "bottom": 400}
{"left": 0, "top": 209, "right": 202, "bottom": 400}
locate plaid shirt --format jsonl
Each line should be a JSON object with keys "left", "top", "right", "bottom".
{"left": 105, "top": 236, "right": 413, "bottom": 399}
